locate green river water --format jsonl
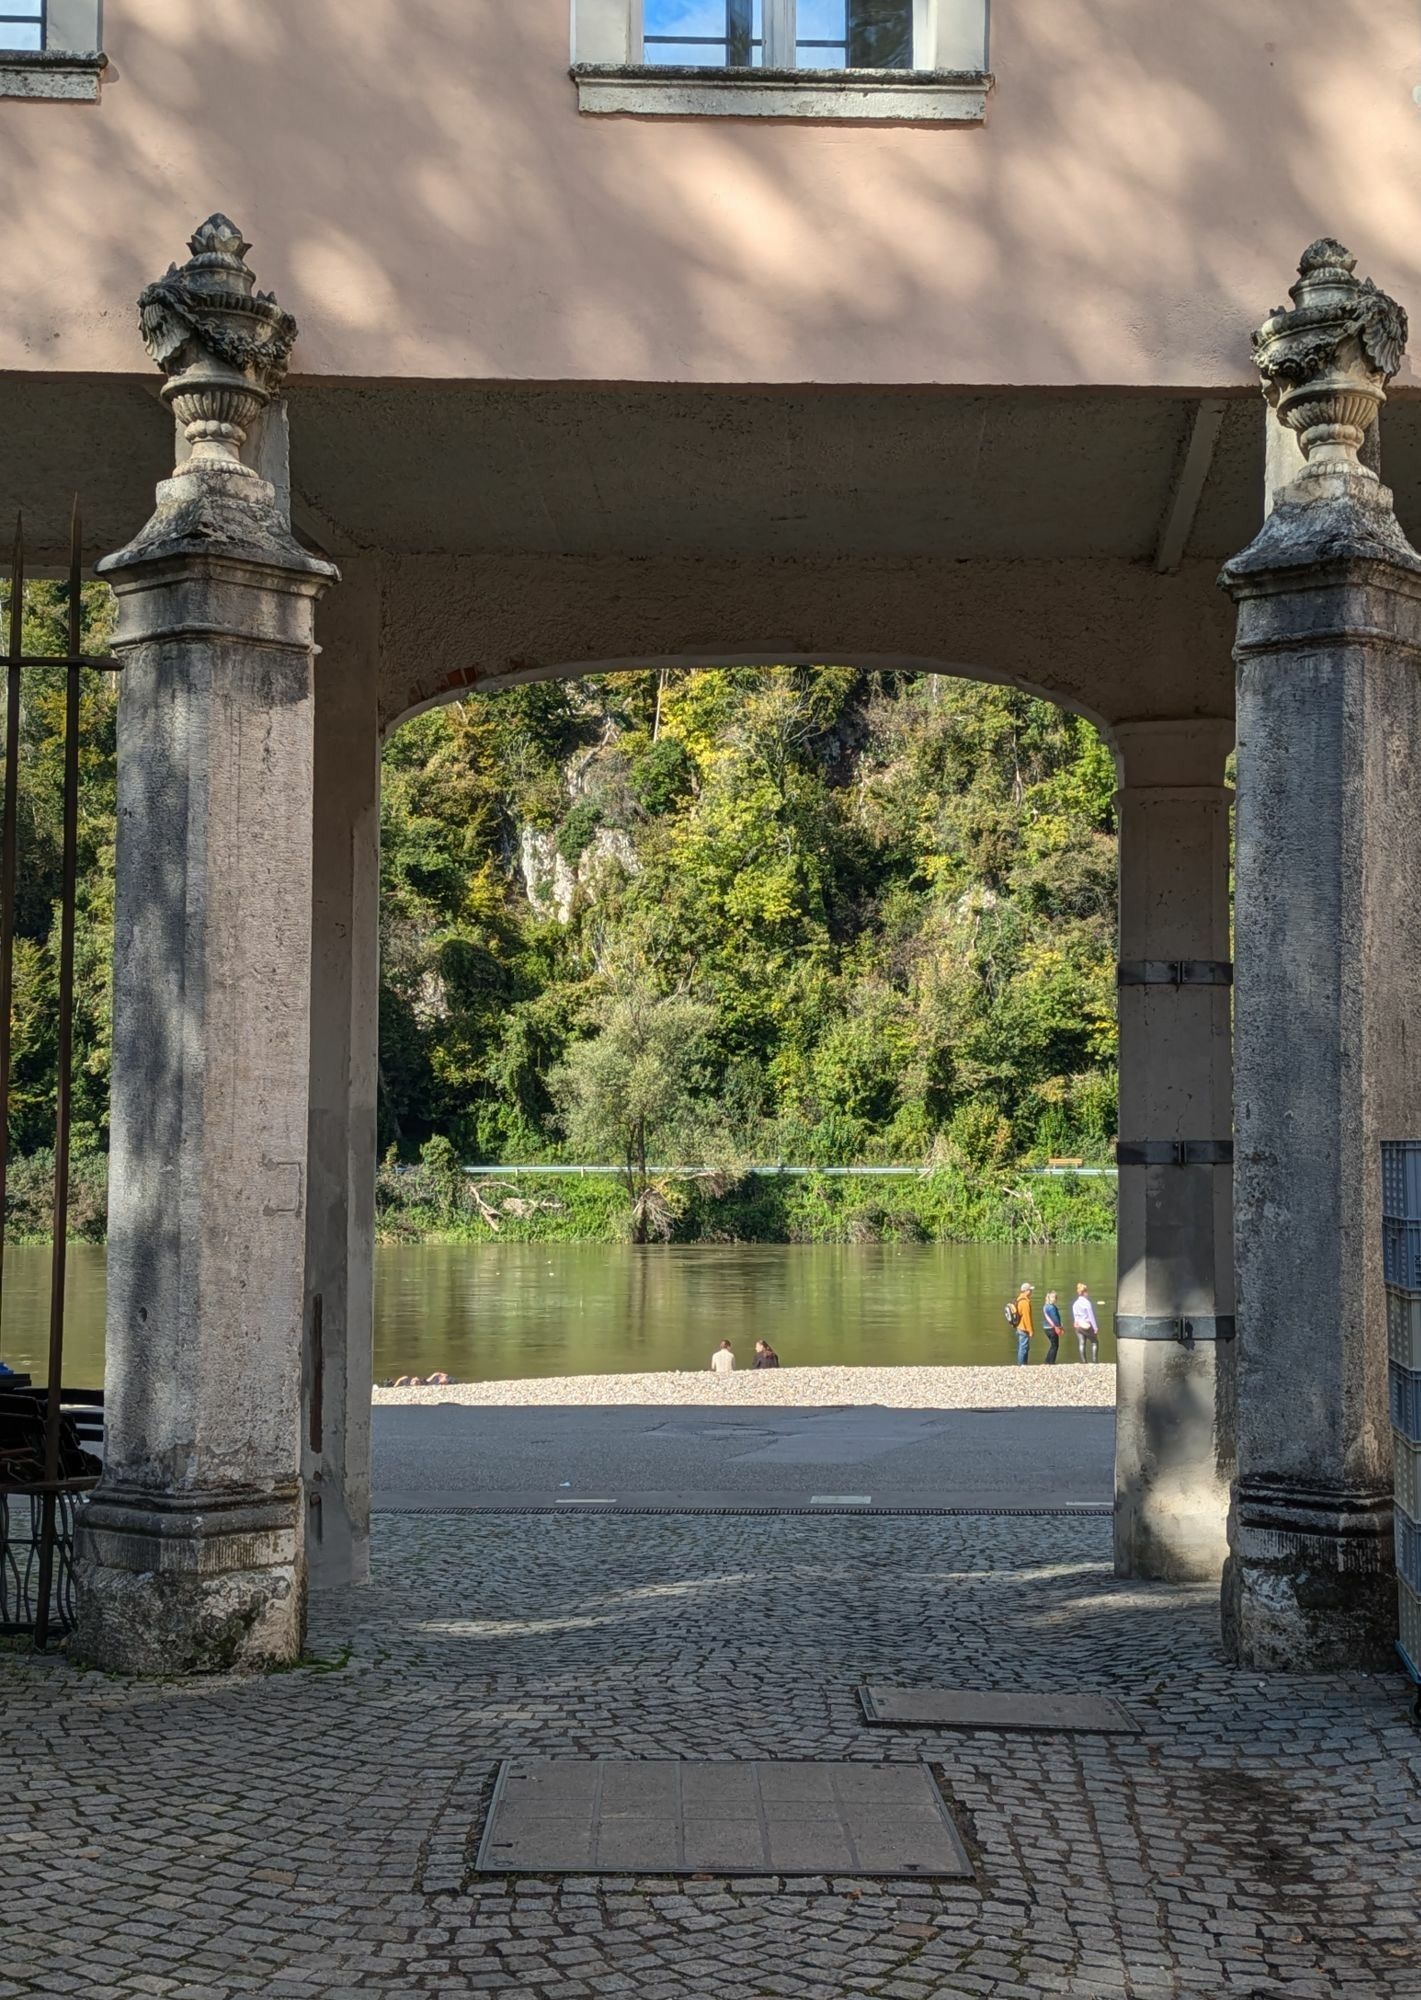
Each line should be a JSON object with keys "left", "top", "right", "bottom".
{"left": 0, "top": 1240, "right": 1118, "bottom": 1387}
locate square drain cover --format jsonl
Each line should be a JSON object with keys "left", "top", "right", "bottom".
{"left": 475, "top": 1757, "right": 972, "bottom": 1878}
{"left": 859, "top": 1686, "right": 1138, "bottom": 1734}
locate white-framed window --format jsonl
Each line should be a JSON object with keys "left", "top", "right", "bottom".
{"left": 572, "top": 0, "right": 988, "bottom": 118}
{"left": 1, "top": 0, "right": 105, "bottom": 98}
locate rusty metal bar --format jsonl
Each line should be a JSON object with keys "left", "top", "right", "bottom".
{"left": 34, "top": 499, "right": 85, "bottom": 1647}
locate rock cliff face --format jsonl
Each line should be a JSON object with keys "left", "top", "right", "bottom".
{"left": 519, "top": 822, "right": 640, "bottom": 924}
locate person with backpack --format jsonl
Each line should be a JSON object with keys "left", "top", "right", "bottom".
{"left": 1006, "top": 1281, "right": 1034, "bottom": 1365}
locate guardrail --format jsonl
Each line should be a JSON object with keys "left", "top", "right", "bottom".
{"left": 452, "top": 1163, "right": 1119, "bottom": 1179}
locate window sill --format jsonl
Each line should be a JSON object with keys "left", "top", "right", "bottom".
{"left": 0, "top": 48, "right": 106, "bottom": 100}
{"left": 572, "top": 63, "right": 991, "bottom": 122}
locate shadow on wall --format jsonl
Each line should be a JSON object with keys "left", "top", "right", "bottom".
{"left": 1, "top": 0, "right": 1420, "bottom": 391}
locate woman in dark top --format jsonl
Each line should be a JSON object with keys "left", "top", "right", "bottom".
{"left": 752, "top": 1340, "right": 780, "bottom": 1369}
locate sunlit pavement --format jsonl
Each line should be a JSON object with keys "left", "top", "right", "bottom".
{"left": 5, "top": 1511, "right": 1421, "bottom": 1998}
{"left": 373, "top": 1401, "right": 1116, "bottom": 1511}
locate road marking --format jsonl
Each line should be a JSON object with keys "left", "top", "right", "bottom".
{"left": 811, "top": 1495, "right": 871, "bottom": 1505}
{"left": 556, "top": 1497, "right": 617, "bottom": 1505}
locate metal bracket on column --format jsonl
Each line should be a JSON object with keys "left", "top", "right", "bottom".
{"left": 1115, "top": 1140, "right": 1234, "bottom": 1167}
{"left": 1115, "top": 1314, "right": 1237, "bottom": 1344}
{"left": 1116, "top": 960, "right": 1233, "bottom": 988}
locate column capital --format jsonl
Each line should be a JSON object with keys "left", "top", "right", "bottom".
{"left": 1223, "top": 239, "right": 1421, "bottom": 592}
{"left": 1111, "top": 717, "right": 1233, "bottom": 790}
{"left": 99, "top": 214, "right": 338, "bottom": 586}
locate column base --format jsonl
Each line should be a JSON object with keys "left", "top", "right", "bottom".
{"left": 73, "top": 1484, "right": 305, "bottom": 1674}
{"left": 1222, "top": 1479, "right": 1396, "bottom": 1671}
{"left": 306, "top": 1478, "right": 372, "bottom": 1591}
{"left": 1114, "top": 1337, "right": 1232, "bottom": 1582}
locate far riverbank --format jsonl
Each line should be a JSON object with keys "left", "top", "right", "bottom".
{"left": 376, "top": 1159, "right": 1116, "bottom": 1246}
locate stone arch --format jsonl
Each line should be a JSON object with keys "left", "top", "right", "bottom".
{"left": 370, "top": 550, "right": 1236, "bottom": 743}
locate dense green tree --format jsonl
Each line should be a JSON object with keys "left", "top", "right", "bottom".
{"left": 5, "top": 590, "right": 1122, "bottom": 1241}
{"left": 548, "top": 988, "right": 723, "bottom": 1240}
{"left": 378, "top": 665, "right": 1120, "bottom": 1177}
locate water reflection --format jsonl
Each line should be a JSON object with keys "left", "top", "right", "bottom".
{"left": 0, "top": 1240, "right": 1115, "bottom": 1385}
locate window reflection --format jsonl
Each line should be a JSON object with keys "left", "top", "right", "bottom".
{"left": 797, "top": 0, "right": 914, "bottom": 69}
{"left": 644, "top": 0, "right": 763, "bottom": 67}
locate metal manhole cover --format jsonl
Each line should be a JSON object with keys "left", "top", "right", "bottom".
{"left": 475, "top": 1757, "right": 973, "bottom": 1878}
{"left": 859, "top": 1686, "right": 1138, "bottom": 1734}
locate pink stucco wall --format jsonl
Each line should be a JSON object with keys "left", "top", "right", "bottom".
{"left": 1, "top": 1, "right": 1420, "bottom": 389}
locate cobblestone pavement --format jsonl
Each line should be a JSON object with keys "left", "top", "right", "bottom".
{"left": 5, "top": 1512, "right": 1421, "bottom": 1999}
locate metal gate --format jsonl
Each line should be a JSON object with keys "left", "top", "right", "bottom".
{"left": 0, "top": 504, "right": 116, "bottom": 1645}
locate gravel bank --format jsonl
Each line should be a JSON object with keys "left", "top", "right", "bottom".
{"left": 373, "top": 1363, "right": 1116, "bottom": 1410}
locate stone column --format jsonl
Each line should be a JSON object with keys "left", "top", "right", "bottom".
{"left": 1221, "top": 239, "right": 1421, "bottom": 1670}
{"left": 1112, "top": 718, "right": 1235, "bottom": 1582}
{"left": 74, "top": 217, "right": 337, "bottom": 1673}
{"left": 304, "top": 563, "right": 381, "bottom": 1589}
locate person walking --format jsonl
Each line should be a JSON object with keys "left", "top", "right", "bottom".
{"left": 711, "top": 1339, "right": 736, "bottom": 1375}
{"left": 1072, "top": 1283, "right": 1100, "bottom": 1362}
{"left": 1013, "top": 1282, "right": 1034, "bottom": 1365}
{"left": 1042, "top": 1290, "right": 1064, "bottom": 1365}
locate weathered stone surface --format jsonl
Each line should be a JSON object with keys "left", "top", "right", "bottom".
{"left": 1220, "top": 242, "right": 1421, "bottom": 1670}
{"left": 74, "top": 219, "right": 337, "bottom": 1673}
{"left": 304, "top": 566, "right": 381, "bottom": 1590}
{"left": 1111, "top": 719, "right": 1235, "bottom": 1585}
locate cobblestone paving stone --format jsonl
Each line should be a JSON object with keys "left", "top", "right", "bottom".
{"left": 4, "top": 1512, "right": 1421, "bottom": 1998}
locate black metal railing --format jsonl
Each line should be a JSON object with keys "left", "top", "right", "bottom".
{"left": 0, "top": 503, "right": 117, "bottom": 1645}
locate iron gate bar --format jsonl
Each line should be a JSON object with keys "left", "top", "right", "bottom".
{"left": 0, "top": 518, "right": 22, "bottom": 1353}
{"left": 0, "top": 499, "right": 116, "bottom": 1647}
{"left": 34, "top": 499, "right": 84, "bottom": 1647}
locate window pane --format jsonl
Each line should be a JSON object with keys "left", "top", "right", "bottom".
{"left": 0, "top": 0, "right": 43, "bottom": 51}
{"left": 797, "top": 0, "right": 913, "bottom": 68}
{"left": 645, "top": 0, "right": 763, "bottom": 67}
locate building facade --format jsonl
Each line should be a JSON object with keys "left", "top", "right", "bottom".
{"left": 3, "top": 1, "right": 1421, "bottom": 1672}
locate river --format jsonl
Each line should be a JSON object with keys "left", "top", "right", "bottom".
{"left": 0, "top": 1240, "right": 1117, "bottom": 1386}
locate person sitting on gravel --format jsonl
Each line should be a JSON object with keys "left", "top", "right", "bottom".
{"left": 752, "top": 1340, "right": 780, "bottom": 1369}
{"left": 710, "top": 1340, "right": 736, "bottom": 1375}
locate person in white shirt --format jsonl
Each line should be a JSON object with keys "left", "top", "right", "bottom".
{"left": 710, "top": 1340, "right": 735, "bottom": 1375}
{"left": 1072, "top": 1283, "right": 1100, "bottom": 1362}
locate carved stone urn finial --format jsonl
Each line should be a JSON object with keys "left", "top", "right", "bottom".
{"left": 1252, "top": 239, "right": 1408, "bottom": 494}
{"left": 137, "top": 214, "right": 298, "bottom": 476}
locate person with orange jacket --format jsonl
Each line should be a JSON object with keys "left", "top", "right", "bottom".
{"left": 1014, "top": 1282, "right": 1035, "bottom": 1366}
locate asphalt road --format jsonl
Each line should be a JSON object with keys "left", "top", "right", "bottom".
{"left": 372, "top": 1402, "right": 1114, "bottom": 1511}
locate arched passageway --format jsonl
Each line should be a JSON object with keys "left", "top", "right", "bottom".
{"left": 303, "top": 607, "right": 1234, "bottom": 1610}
